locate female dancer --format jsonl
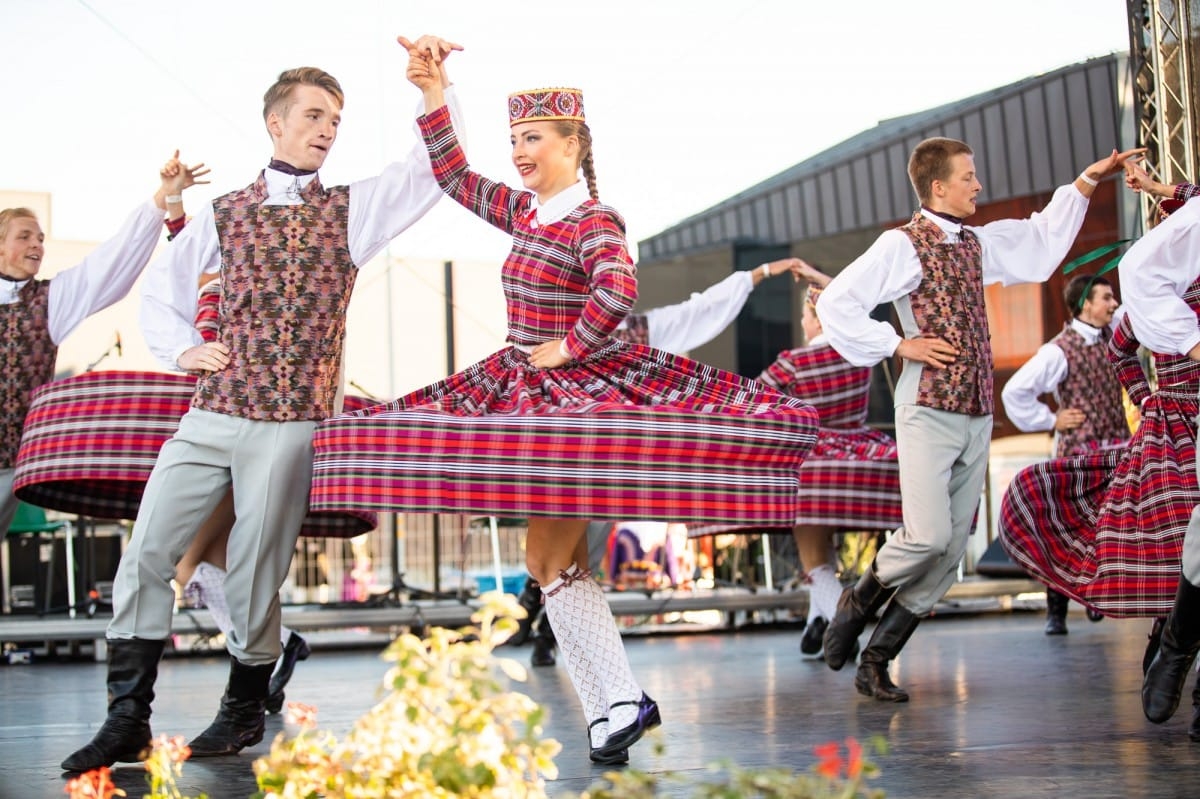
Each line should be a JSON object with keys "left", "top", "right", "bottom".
{"left": 309, "top": 41, "right": 818, "bottom": 764}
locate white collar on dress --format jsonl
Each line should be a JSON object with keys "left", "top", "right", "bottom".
{"left": 529, "top": 180, "right": 590, "bottom": 226}
{"left": 807, "top": 333, "right": 828, "bottom": 347}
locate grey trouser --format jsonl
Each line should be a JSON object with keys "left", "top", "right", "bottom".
{"left": 875, "top": 405, "right": 992, "bottom": 615}
{"left": 0, "top": 468, "right": 20, "bottom": 536}
{"left": 108, "top": 408, "right": 316, "bottom": 664}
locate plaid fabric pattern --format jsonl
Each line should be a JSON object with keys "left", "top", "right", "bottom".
{"left": 13, "top": 370, "right": 376, "bottom": 538}
{"left": 194, "top": 281, "right": 220, "bottom": 343}
{"left": 419, "top": 106, "right": 637, "bottom": 360}
{"left": 0, "top": 280, "right": 56, "bottom": 469}
{"left": 1051, "top": 324, "right": 1129, "bottom": 457}
{"left": 690, "top": 343, "right": 900, "bottom": 536}
{"left": 901, "top": 214, "right": 992, "bottom": 415}
{"left": 311, "top": 339, "right": 818, "bottom": 523}
{"left": 1174, "top": 183, "right": 1200, "bottom": 202}
{"left": 196, "top": 173, "right": 355, "bottom": 422}
{"left": 999, "top": 282, "right": 1200, "bottom": 616}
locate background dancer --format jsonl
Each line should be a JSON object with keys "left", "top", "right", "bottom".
{"left": 817, "top": 135, "right": 1140, "bottom": 703}
{"left": 1001, "top": 272, "right": 1127, "bottom": 634}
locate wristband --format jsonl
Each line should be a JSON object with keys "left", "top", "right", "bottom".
{"left": 1077, "top": 173, "right": 1098, "bottom": 188}
{"left": 165, "top": 194, "right": 183, "bottom": 204}
{"left": 760, "top": 263, "right": 770, "bottom": 278}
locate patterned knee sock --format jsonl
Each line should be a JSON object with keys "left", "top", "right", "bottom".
{"left": 542, "top": 566, "right": 610, "bottom": 747}
{"left": 183, "top": 561, "right": 235, "bottom": 639}
{"left": 543, "top": 563, "right": 643, "bottom": 737}
{"left": 806, "top": 564, "right": 843, "bottom": 621}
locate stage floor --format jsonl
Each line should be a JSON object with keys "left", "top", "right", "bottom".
{"left": 2, "top": 609, "right": 1197, "bottom": 798}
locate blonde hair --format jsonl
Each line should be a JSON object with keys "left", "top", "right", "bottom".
{"left": 553, "top": 120, "right": 598, "bottom": 200}
{"left": 262, "top": 67, "right": 344, "bottom": 122}
{"left": 0, "top": 207, "right": 38, "bottom": 241}
{"left": 907, "top": 137, "right": 974, "bottom": 206}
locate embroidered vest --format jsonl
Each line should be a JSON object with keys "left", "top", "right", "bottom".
{"left": 194, "top": 173, "right": 355, "bottom": 422}
{"left": 0, "top": 281, "right": 57, "bottom": 468}
{"left": 901, "top": 213, "right": 993, "bottom": 416}
{"left": 1052, "top": 324, "right": 1129, "bottom": 456}
{"left": 612, "top": 314, "right": 649, "bottom": 345}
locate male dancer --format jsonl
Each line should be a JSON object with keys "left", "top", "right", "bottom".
{"left": 0, "top": 158, "right": 200, "bottom": 546}
{"left": 1001, "top": 272, "right": 1126, "bottom": 634}
{"left": 62, "top": 38, "right": 464, "bottom": 771}
{"left": 816, "top": 137, "right": 1140, "bottom": 702}
{"left": 1121, "top": 193, "right": 1200, "bottom": 740}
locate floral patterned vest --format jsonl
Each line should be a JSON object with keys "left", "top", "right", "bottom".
{"left": 900, "top": 213, "right": 993, "bottom": 416}
{"left": 1051, "top": 323, "right": 1129, "bottom": 456}
{"left": 0, "top": 281, "right": 56, "bottom": 468}
{"left": 612, "top": 313, "right": 649, "bottom": 345}
{"left": 194, "top": 173, "right": 355, "bottom": 422}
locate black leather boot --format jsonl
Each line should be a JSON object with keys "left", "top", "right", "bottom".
{"left": 530, "top": 612, "right": 556, "bottom": 667}
{"left": 1044, "top": 589, "right": 1069, "bottom": 636}
{"left": 265, "top": 632, "right": 311, "bottom": 714}
{"left": 1189, "top": 674, "right": 1200, "bottom": 742}
{"left": 1142, "top": 577, "right": 1200, "bottom": 724}
{"left": 508, "top": 577, "right": 542, "bottom": 646}
{"left": 61, "top": 638, "right": 166, "bottom": 772}
{"left": 823, "top": 562, "right": 896, "bottom": 671}
{"left": 854, "top": 602, "right": 920, "bottom": 702}
{"left": 189, "top": 657, "right": 273, "bottom": 757}
{"left": 1143, "top": 618, "right": 1165, "bottom": 675}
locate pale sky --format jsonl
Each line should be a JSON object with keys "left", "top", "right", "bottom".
{"left": 4, "top": 0, "right": 1132, "bottom": 266}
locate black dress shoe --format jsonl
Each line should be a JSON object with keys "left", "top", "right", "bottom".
{"left": 800, "top": 617, "right": 827, "bottom": 656}
{"left": 594, "top": 693, "right": 660, "bottom": 760}
{"left": 588, "top": 717, "right": 628, "bottom": 765}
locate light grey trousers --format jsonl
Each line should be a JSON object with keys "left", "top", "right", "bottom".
{"left": 875, "top": 405, "right": 992, "bottom": 616}
{"left": 108, "top": 408, "right": 316, "bottom": 664}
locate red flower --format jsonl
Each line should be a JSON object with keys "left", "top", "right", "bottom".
{"left": 813, "top": 741, "right": 845, "bottom": 780}
{"left": 63, "top": 766, "right": 126, "bottom": 799}
{"left": 845, "top": 737, "right": 864, "bottom": 778}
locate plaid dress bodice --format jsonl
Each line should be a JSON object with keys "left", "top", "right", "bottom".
{"left": 759, "top": 342, "right": 870, "bottom": 429}
{"left": 419, "top": 106, "right": 637, "bottom": 359}
{"left": 195, "top": 173, "right": 355, "bottom": 422}
{"left": 901, "top": 213, "right": 993, "bottom": 416}
{"left": 0, "top": 280, "right": 55, "bottom": 468}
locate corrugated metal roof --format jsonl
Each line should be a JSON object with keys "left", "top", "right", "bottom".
{"left": 639, "top": 54, "right": 1127, "bottom": 263}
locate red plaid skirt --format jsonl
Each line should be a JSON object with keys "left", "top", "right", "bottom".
{"left": 999, "top": 386, "right": 1198, "bottom": 617}
{"left": 13, "top": 370, "right": 377, "bottom": 538}
{"left": 690, "top": 425, "right": 901, "bottom": 536}
{"left": 310, "top": 341, "right": 818, "bottom": 523}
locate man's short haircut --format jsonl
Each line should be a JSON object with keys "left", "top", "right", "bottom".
{"left": 1064, "top": 273, "right": 1111, "bottom": 317}
{"left": 262, "top": 67, "right": 344, "bottom": 122}
{"left": 908, "top": 137, "right": 974, "bottom": 206}
{"left": 0, "top": 207, "right": 38, "bottom": 241}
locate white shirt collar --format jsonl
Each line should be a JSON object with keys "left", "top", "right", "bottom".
{"left": 1069, "top": 317, "right": 1103, "bottom": 344}
{"left": 529, "top": 180, "right": 590, "bottom": 226}
{"left": 918, "top": 208, "right": 963, "bottom": 237}
{"left": 808, "top": 333, "right": 829, "bottom": 347}
{"left": 264, "top": 167, "right": 318, "bottom": 205}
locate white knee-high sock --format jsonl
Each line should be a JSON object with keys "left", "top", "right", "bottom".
{"left": 183, "top": 561, "right": 234, "bottom": 639}
{"left": 806, "top": 564, "right": 843, "bottom": 621}
{"left": 541, "top": 566, "right": 609, "bottom": 746}
{"left": 543, "top": 563, "right": 643, "bottom": 738}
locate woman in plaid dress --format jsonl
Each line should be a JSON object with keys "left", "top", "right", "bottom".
{"left": 690, "top": 270, "right": 901, "bottom": 658}
{"left": 310, "top": 43, "right": 818, "bottom": 763}
{"left": 998, "top": 301, "right": 1199, "bottom": 620}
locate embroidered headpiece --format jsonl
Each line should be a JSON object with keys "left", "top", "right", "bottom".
{"left": 805, "top": 284, "right": 824, "bottom": 309}
{"left": 508, "top": 87, "right": 585, "bottom": 126}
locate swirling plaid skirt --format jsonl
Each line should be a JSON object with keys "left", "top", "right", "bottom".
{"left": 999, "top": 387, "right": 1198, "bottom": 617}
{"left": 311, "top": 341, "right": 819, "bottom": 523}
{"left": 690, "top": 425, "right": 901, "bottom": 537}
{"left": 14, "top": 370, "right": 377, "bottom": 538}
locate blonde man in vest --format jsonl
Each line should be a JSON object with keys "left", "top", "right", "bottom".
{"left": 63, "top": 39, "right": 465, "bottom": 773}
{"left": 1001, "top": 272, "right": 1127, "bottom": 634}
{"left": 815, "top": 137, "right": 1141, "bottom": 702}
